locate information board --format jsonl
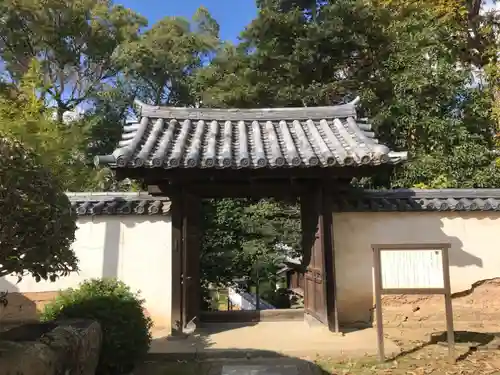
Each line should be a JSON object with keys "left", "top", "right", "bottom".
{"left": 372, "top": 243, "right": 455, "bottom": 363}
{"left": 380, "top": 249, "right": 444, "bottom": 290}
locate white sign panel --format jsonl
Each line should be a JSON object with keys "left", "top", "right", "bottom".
{"left": 380, "top": 249, "right": 444, "bottom": 289}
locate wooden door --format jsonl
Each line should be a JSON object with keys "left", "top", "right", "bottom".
{"left": 300, "top": 187, "right": 337, "bottom": 330}
{"left": 181, "top": 193, "right": 201, "bottom": 332}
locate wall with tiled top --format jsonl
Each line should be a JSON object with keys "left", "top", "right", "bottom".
{"left": 333, "top": 211, "right": 500, "bottom": 325}
{"left": 0, "top": 215, "right": 172, "bottom": 331}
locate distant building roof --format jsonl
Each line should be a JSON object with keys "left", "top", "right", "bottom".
{"left": 95, "top": 97, "right": 407, "bottom": 169}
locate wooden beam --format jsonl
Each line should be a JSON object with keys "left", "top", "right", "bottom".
{"left": 149, "top": 181, "right": 307, "bottom": 198}
{"left": 115, "top": 164, "right": 394, "bottom": 183}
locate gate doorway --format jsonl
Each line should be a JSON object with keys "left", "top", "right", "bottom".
{"left": 166, "top": 184, "right": 339, "bottom": 334}
{"left": 94, "top": 98, "right": 407, "bottom": 335}
{"left": 197, "top": 197, "right": 303, "bottom": 323}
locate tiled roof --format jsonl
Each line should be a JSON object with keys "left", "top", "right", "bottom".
{"left": 94, "top": 98, "right": 407, "bottom": 169}
{"left": 332, "top": 189, "right": 500, "bottom": 212}
{"left": 66, "top": 192, "right": 171, "bottom": 216}
{"left": 66, "top": 189, "right": 500, "bottom": 215}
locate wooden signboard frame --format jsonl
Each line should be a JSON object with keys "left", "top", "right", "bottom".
{"left": 372, "top": 243, "right": 455, "bottom": 362}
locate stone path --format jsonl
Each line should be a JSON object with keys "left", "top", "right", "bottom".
{"left": 221, "top": 364, "right": 299, "bottom": 375}
{"left": 136, "top": 357, "right": 329, "bottom": 375}
{"left": 150, "top": 321, "right": 400, "bottom": 360}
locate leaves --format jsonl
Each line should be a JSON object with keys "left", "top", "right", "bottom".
{"left": 41, "top": 278, "right": 153, "bottom": 375}
{"left": 0, "top": 0, "right": 146, "bottom": 117}
{"left": 0, "top": 60, "right": 102, "bottom": 191}
{"left": 117, "top": 7, "right": 220, "bottom": 106}
{"left": 197, "top": 0, "right": 500, "bottom": 189}
{"left": 0, "top": 132, "right": 78, "bottom": 281}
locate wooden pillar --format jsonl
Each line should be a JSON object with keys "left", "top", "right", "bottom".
{"left": 169, "top": 190, "right": 202, "bottom": 336}
{"left": 323, "top": 191, "right": 339, "bottom": 332}
{"left": 170, "top": 193, "right": 183, "bottom": 335}
{"left": 300, "top": 184, "right": 338, "bottom": 331}
{"left": 181, "top": 192, "right": 201, "bottom": 332}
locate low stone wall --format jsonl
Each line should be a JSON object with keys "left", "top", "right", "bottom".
{"left": 0, "top": 319, "right": 101, "bottom": 375}
{"left": 0, "top": 291, "right": 59, "bottom": 322}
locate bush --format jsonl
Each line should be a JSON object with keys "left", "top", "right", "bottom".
{"left": 41, "top": 278, "right": 153, "bottom": 375}
{"left": 262, "top": 288, "right": 291, "bottom": 309}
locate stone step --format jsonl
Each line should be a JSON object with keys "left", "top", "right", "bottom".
{"left": 222, "top": 364, "right": 299, "bottom": 375}
{"left": 138, "top": 358, "right": 329, "bottom": 375}
{"left": 216, "top": 358, "right": 326, "bottom": 375}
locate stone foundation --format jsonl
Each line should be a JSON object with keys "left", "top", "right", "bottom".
{"left": 0, "top": 319, "right": 101, "bottom": 375}
{"left": 0, "top": 291, "right": 59, "bottom": 322}
{"left": 0, "top": 291, "right": 168, "bottom": 330}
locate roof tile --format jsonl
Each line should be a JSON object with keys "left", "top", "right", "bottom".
{"left": 95, "top": 98, "right": 407, "bottom": 169}
{"left": 66, "top": 192, "right": 170, "bottom": 216}
{"left": 333, "top": 189, "right": 500, "bottom": 212}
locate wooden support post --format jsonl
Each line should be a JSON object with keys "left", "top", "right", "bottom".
{"left": 170, "top": 193, "right": 183, "bottom": 336}
{"left": 181, "top": 192, "right": 201, "bottom": 333}
{"left": 322, "top": 189, "right": 339, "bottom": 332}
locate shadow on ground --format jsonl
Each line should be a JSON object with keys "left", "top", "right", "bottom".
{"left": 149, "top": 321, "right": 397, "bottom": 362}
{"left": 389, "top": 330, "right": 500, "bottom": 362}
{"left": 136, "top": 350, "right": 332, "bottom": 375}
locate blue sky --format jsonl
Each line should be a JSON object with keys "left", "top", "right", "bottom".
{"left": 117, "top": 0, "right": 258, "bottom": 43}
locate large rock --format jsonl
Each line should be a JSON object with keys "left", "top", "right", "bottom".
{"left": 0, "top": 319, "right": 101, "bottom": 375}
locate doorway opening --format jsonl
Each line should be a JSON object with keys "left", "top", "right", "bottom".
{"left": 198, "top": 197, "right": 305, "bottom": 322}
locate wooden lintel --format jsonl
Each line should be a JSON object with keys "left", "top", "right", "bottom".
{"left": 149, "top": 181, "right": 313, "bottom": 198}
{"left": 114, "top": 164, "right": 393, "bottom": 183}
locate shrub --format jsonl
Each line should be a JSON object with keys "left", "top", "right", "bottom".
{"left": 262, "top": 288, "right": 291, "bottom": 309}
{"left": 41, "top": 278, "right": 153, "bottom": 375}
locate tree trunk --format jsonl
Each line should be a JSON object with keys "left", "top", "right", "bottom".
{"left": 255, "top": 278, "right": 260, "bottom": 311}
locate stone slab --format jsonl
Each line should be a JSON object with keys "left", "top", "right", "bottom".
{"left": 221, "top": 365, "right": 298, "bottom": 375}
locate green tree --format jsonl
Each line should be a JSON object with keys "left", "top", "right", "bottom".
{"left": 0, "top": 0, "right": 146, "bottom": 120}
{"left": 0, "top": 60, "right": 138, "bottom": 192}
{"left": 200, "top": 198, "right": 301, "bottom": 306}
{"left": 196, "top": 0, "right": 500, "bottom": 188}
{"left": 241, "top": 199, "right": 301, "bottom": 300}
{"left": 0, "top": 133, "right": 77, "bottom": 280}
{"left": 0, "top": 61, "right": 96, "bottom": 191}
{"left": 117, "top": 6, "right": 220, "bottom": 106}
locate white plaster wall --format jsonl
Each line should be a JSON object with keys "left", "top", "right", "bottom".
{"left": 333, "top": 211, "right": 500, "bottom": 324}
{"left": 0, "top": 216, "right": 172, "bottom": 329}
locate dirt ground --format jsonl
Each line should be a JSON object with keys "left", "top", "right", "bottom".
{"left": 381, "top": 278, "right": 500, "bottom": 328}
{"left": 137, "top": 347, "right": 500, "bottom": 375}
{"left": 3, "top": 279, "right": 500, "bottom": 374}
{"left": 344, "top": 278, "right": 500, "bottom": 374}
{"left": 137, "top": 330, "right": 500, "bottom": 375}
{"left": 138, "top": 279, "right": 500, "bottom": 374}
